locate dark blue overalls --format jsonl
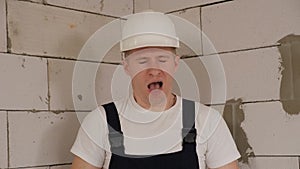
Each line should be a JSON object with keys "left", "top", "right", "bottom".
{"left": 103, "top": 99, "right": 200, "bottom": 169}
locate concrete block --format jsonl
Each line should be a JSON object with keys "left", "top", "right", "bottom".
{"left": 0, "top": 111, "right": 8, "bottom": 168}
{"left": 95, "top": 63, "right": 116, "bottom": 105}
{"left": 95, "top": 63, "right": 129, "bottom": 105}
{"left": 48, "top": 59, "right": 76, "bottom": 111}
{"left": 102, "top": 43, "right": 122, "bottom": 64}
{"left": 49, "top": 59, "right": 121, "bottom": 111}
{"left": 73, "top": 62, "right": 124, "bottom": 111}
{"left": 7, "top": 0, "right": 113, "bottom": 60}
{"left": 0, "top": 53, "right": 48, "bottom": 110}
{"left": 0, "top": 0, "right": 6, "bottom": 52}
{"left": 134, "top": 0, "right": 149, "bottom": 12}
{"left": 220, "top": 47, "right": 282, "bottom": 103}
{"left": 242, "top": 101, "right": 300, "bottom": 155}
{"left": 171, "top": 8, "right": 201, "bottom": 29}
{"left": 177, "top": 57, "right": 212, "bottom": 103}
{"left": 202, "top": 0, "right": 300, "bottom": 54}
{"left": 8, "top": 111, "right": 80, "bottom": 168}
{"left": 135, "top": 0, "right": 229, "bottom": 13}
{"left": 239, "top": 157, "right": 299, "bottom": 169}
{"left": 171, "top": 8, "right": 202, "bottom": 57}
{"left": 46, "top": 0, "right": 133, "bottom": 17}
{"left": 181, "top": 47, "right": 281, "bottom": 104}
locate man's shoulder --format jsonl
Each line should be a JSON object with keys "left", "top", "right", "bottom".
{"left": 81, "top": 97, "right": 129, "bottom": 128}
{"left": 101, "top": 96, "right": 129, "bottom": 106}
{"left": 184, "top": 99, "right": 223, "bottom": 143}
{"left": 179, "top": 97, "right": 221, "bottom": 115}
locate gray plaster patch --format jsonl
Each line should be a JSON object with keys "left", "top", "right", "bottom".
{"left": 77, "top": 94, "right": 83, "bottom": 101}
{"left": 223, "top": 98, "right": 254, "bottom": 164}
{"left": 21, "top": 58, "right": 25, "bottom": 68}
{"left": 7, "top": 37, "right": 12, "bottom": 53}
{"left": 278, "top": 34, "right": 300, "bottom": 115}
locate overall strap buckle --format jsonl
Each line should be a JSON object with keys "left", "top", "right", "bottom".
{"left": 182, "top": 127, "right": 197, "bottom": 143}
{"left": 182, "top": 99, "right": 197, "bottom": 144}
{"left": 108, "top": 131, "right": 124, "bottom": 148}
{"left": 103, "top": 102, "right": 125, "bottom": 154}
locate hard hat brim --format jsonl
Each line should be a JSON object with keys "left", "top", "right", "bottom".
{"left": 120, "top": 33, "right": 179, "bottom": 52}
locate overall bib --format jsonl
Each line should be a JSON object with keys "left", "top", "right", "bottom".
{"left": 103, "top": 99, "right": 200, "bottom": 169}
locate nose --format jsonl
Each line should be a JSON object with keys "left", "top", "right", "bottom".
{"left": 147, "top": 68, "right": 162, "bottom": 77}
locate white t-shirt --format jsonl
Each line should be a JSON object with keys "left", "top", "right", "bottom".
{"left": 71, "top": 95, "right": 240, "bottom": 169}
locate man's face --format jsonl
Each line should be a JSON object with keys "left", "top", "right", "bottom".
{"left": 123, "top": 47, "right": 180, "bottom": 104}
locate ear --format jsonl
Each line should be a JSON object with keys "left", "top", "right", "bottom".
{"left": 174, "top": 55, "right": 180, "bottom": 72}
{"left": 122, "top": 59, "right": 130, "bottom": 76}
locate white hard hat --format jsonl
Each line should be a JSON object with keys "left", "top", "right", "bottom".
{"left": 120, "top": 11, "right": 180, "bottom": 52}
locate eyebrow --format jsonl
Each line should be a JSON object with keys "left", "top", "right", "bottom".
{"left": 135, "top": 57, "right": 148, "bottom": 61}
{"left": 157, "top": 55, "right": 172, "bottom": 59}
{"left": 131, "top": 54, "right": 173, "bottom": 61}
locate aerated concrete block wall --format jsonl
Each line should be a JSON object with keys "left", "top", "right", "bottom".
{"left": 0, "top": 0, "right": 299, "bottom": 169}
{"left": 0, "top": 0, "right": 133, "bottom": 168}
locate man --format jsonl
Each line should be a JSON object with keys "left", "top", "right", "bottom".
{"left": 71, "top": 11, "right": 240, "bottom": 169}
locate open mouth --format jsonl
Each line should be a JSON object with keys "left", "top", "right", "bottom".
{"left": 147, "top": 81, "right": 163, "bottom": 91}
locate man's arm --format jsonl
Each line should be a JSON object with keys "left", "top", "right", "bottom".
{"left": 210, "top": 160, "right": 239, "bottom": 169}
{"left": 71, "top": 156, "right": 101, "bottom": 169}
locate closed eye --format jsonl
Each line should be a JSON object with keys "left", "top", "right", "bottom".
{"left": 138, "top": 60, "right": 147, "bottom": 64}
{"left": 158, "top": 55, "right": 171, "bottom": 63}
{"left": 158, "top": 59, "right": 167, "bottom": 63}
{"left": 136, "top": 58, "right": 148, "bottom": 64}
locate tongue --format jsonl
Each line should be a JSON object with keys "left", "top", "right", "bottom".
{"left": 149, "top": 83, "right": 160, "bottom": 91}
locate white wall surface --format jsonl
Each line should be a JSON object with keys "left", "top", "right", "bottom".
{"left": 0, "top": 111, "right": 8, "bottom": 168}
{"left": 0, "top": 0, "right": 6, "bottom": 52}
{"left": 7, "top": 0, "right": 114, "bottom": 59}
{"left": 0, "top": 0, "right": 299, "bottom": 168}
{"left": 0, "top": 53, "right": 48, "bottom": 110}
{"left": 202, "top": 0, "right": 300, "bottom": 54}
{"left": 8, "top": 111, "right": 79, "bottom": 167}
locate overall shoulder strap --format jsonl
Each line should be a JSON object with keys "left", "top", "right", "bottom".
{"left": 103, "top": 102, "right": 122, "bottom": 132}
{"left": 182, "top": 99, "right": 197, "bottom": 143}
{"left": 102, "top": 102, "right": 125, "bottom": 154}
